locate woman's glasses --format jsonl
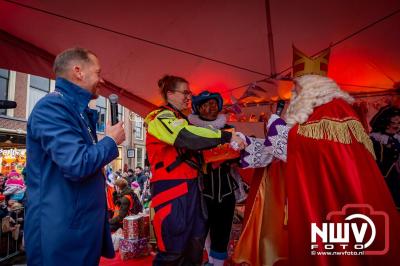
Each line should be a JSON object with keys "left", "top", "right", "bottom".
{"left": 174, "top": 90, "right": 192, "bottom": 97}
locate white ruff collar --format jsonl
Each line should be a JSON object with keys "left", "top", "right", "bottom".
{"left": 188, "top": 114, "right": 227, "bottom": 129}
{"left": 370, "top": 132, "right": 400, "bottom": 144}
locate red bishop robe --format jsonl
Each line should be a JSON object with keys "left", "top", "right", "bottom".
{"left": 287, "top": 98, "right": 400, "bottom": 266}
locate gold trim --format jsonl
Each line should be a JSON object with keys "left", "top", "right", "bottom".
{"left": 293, "top": 45, "right": 330, "bottom": 77}
{"left": 298, "top": 118, "right": 376, "bottom": 159}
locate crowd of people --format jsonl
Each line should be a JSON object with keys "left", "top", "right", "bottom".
{"left": 0, "top": 170, "right": 26, "bottom": 253}
{"left": 0, "top": 164, "right": 153, "bottom": 261}
{"left": 106, "top": 166, "right": 151, "bottom": 231}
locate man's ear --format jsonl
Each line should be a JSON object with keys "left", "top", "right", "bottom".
{"left": 73, "top": 65, "right": 83, "bottom": 80}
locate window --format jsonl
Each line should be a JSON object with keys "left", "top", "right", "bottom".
{"left": 0, "top": 68, "right": 9, "bottom": 116}
{"left": 28, "top": 75, "right": 50, "bottom": 116}
{"left": 135, "top": 115, "right": 144, "bottom": 140}
{"left": 118, "top": 104, "right": 123, "bottom": 122}
{"left": 136, "top": 147, "right": 143, "bottom": 168}
{"left": 112, "top": 147, "right": 123, "bottom": 172}
{"left": 96, "top": 96, "right": 106, "bottom": 133}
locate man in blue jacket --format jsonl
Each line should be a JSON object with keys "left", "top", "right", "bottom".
{"left": 26, "top": 47, "right": 126, "bottom": 266}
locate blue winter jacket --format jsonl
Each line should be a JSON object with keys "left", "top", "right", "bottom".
{"left": 25, "top": 78, "right": 118, "bottom": 266}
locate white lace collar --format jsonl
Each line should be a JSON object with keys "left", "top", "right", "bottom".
{"left": 188, "top": 114, "right": 227, "bottom": 129}
{"left": 370, "top": 132, "right": 400, "bottom": 144}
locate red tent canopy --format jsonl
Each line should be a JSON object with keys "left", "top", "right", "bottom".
{"left": 1, "top": 0, "right": 399, "bottom": 116}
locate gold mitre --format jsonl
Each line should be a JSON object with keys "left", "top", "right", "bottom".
{"left": 292, "top": 45, "right": 330, "bottom": 78}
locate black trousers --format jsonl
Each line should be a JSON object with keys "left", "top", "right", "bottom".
{"left": 205, "top": 192, "right": 236, "bottom": 259}
{"left": 152, "top": 237, "right": 205, "bottom": 266}
{"left": 385, "top": 173, "right": 400, "bottom": 209}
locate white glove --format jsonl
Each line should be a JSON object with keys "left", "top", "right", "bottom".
{"left": 235, "top": 132, "right": 246, "bottom": 142}
{"left": 230, "top": 132, "right": 246, "bottom": 151}
{"left": 230, "top": 141, "right": 240, "bottom": 151}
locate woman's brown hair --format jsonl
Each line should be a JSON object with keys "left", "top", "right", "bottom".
{"left": 158, "top": 75, "right": 188, "bottom": 101}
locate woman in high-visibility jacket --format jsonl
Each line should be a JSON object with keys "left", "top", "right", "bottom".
{"left": 145, "top": 75, "right": 244, "bottom": 265}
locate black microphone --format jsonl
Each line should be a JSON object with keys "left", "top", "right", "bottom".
{"left": 0, "top": 100, "right": 17, "bottom": 109}
{"left": 275, "top": 100, "right": 285, "bottom": 116}
{"left": 108, "top": 94, "right": 119, "bottom": 125}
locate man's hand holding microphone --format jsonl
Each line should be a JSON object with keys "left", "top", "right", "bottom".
{"left": 106, "top": 94, "right": 126, "bottom": 145}
{"left": 106, "top": 121, "right": 125, "bottom": 145}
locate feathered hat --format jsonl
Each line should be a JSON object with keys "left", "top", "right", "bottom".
{"left": 192, "top": 91, "right": 223, "bottom": 115}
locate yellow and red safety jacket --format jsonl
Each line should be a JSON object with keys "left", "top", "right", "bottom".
{"left": 145, "top": 104, "right": 232, "bottom": 182}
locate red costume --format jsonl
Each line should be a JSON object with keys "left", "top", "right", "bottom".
{"left": 233, "top": 46, "right": 400, "bottom": 266}
{"left": 286, "top": 98, "right": 400, "bottom": 265}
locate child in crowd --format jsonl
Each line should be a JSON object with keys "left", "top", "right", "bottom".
{"left": 131, "top": 181, "right": 141, "bottom": 199}
{"left": 3, "top": 171, "right": 26, "bottom": 201}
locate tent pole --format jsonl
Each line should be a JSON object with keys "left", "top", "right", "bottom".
{"left": 265, "top": 0, "right": 277, "bottom": 78}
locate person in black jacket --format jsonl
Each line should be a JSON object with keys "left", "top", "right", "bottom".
{"left": 189, "top": 91, "right": 238, "bottom": 266}
{"left": 370, "top": 105, "right": 400, "bottom": 210}
{"left": 134, "top": 166, "right": 147, "bottom": 192}
{"left": 125, "top": 169, "right": 135, "bottom": 187}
